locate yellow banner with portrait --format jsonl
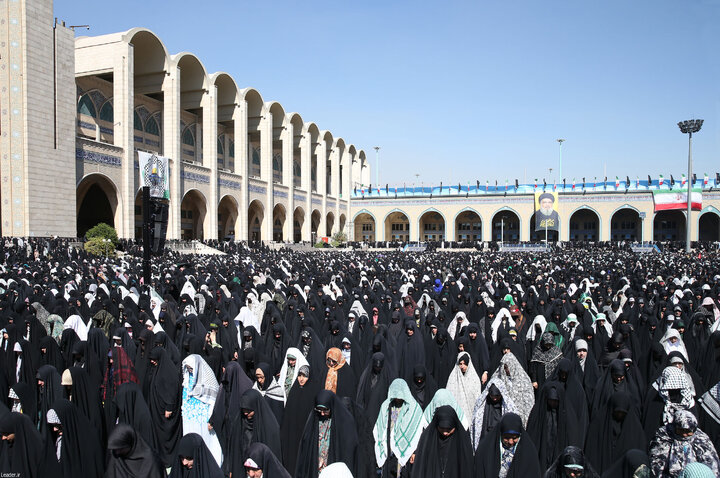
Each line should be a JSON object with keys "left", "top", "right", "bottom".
{"left": 534, "top": 191, "right": 559, "bottom": 232}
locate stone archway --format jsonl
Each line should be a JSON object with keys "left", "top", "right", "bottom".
{"left": 180, "top": 190, "right": 207, "bottom": 240}
{"left": 248, "top": 199, "right": 264, "bottom": 242}
{"left": 77, "top": 174, "right": 120, "bottom": 237}
{"left": 610, "top": 208, "right": 641, "bottom": 241}
{"left": 491, "top": 210, "right": 520, "bottom": 243}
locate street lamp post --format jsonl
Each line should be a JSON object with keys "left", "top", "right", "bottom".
{"left": 677, "top": 119, "right": 703, "bottom": 252}
{"left": 557, "top": 139, "right": 565, "bottom": 185}
{"left": 374, "top": 146, "right": 380, "bottom": 188}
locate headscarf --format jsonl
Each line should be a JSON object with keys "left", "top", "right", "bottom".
{"left": 531, "top": 331, "right": 563, "bottom": 380}
{"left": 105, "top": 424, "right": 165, "bottom": 478}
{"left": 423, "top": 388, "right": 469, "bottom": 430}
{"left": 492, "top": 352, "right": 535, "bottom": 425}
{"left": 244, "top": 442, "right": 292, "bottom": 478}
{"left": 323, "top": 347, "right": 345, "bottom": 393}
{"left": 445, "top": 353, "right": 483, "bottom": 421}
{"left": 658, "top": 366, "right": 695, "bottom": 424}
{"left": 181, "top": 354, "right": 219, "bottom": 405}
{"left": 649, "top": 409, "right": 720, "bottom": 477}
{"left": 660, "top": 328, "right": 690, "bottom": 362}
{"left": 278, "top": 347, "right": 309, "bottom": 399}
{"left": 470, "top": 378, "right": 518, "bottom": 450}
{"left": 168, "top": 433, "right": 223, "bottom": 478}
{"left": 373, "top": 378, "right": 427, "bottom": 467}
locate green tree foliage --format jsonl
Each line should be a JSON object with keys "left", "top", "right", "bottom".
{"left": 85, "top": 222, "right": 118, "bottom": 245}
{"left": 330, "top": 231, "right": 347, "bottom": 247}
{"left": 84, "top": 237, "right": 116, "bottom": 256}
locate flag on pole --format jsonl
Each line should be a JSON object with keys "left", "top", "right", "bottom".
{"left": 659, "top": 175, "right": 664, "bottom": 186}
{"left": 636, "top": 176, "right": 640, "bottom": 188}
{"left": 485, "top": 180, "right": 489, "bottom": 192}
{"left": 572, "top": 178, "right": 576, "bottom": 190}
{"left": 593, "top": 177, "right": 597, "bottom": 188}
{"left": 615, "top": 176, "right": 620, "bottom": 188}
{"left": 553, "top": 180, "right": 557, "bottom": 191}
{"left": 704, "top": 173, "right": 709, "bottom": 187}
{"left": 505, "top": 179, "right": 509, "bottom": 191}
{"left": 534, "top": 178, "right": 538, "bottom": 189}
{"left": 681, "top": 174, "right": 687, "bottom": 187}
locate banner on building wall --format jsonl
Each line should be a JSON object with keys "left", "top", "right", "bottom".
{"left": 534, "top": 191, "right": 559, "bottom": 232}
{"left": 138, "top": 152, "right": 170, "bottom": 199}
{"left": 652, "top": 189, "right": 702, "bottom": 212}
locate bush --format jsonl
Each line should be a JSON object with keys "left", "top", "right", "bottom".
{"left": 85, "top": 223, "right": 118, "bottom": 245}
{"left": 84, "top": 237, "right": 116, "bottom": 256}
{"left": 314, "top": 241, "right": 327, "bottom": 248}
{"left": 331, "top": 231, "right": 348, "bottom": 248}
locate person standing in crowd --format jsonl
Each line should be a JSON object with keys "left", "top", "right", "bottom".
{"left": 7, "top": 237, "right": 720, "bottom": 476}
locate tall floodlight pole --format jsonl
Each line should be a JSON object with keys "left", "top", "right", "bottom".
{"left": 374, "top": 146, "right": 380, "bottom": 188}
{"left": 678, "top": 120, "right": 703, "bottom": 252}
{"left": 557, "top": 139, "right": 565, "bottom": 185}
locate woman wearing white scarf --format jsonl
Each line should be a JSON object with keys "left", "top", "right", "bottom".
{"left": 526, "top": 315, "right": 548, "bottom": 343}
{"left": 660, "top": 328, "right": 690, "bottom": 362}
{"left": 181, "top": 354, "right": 223, "bottom": 465}
{"left": 63, "top": 314, "right": 88, "bottom": 341}
{"left": 445, "top": 352, "right": 483, "bottom": 423}
{"left": 277, "top": 347, "right": 309, "bottom": 400}
{"left": 447, "top": 311, "right": 470, "bottom": 340}
{"left": 490, "top": 308, "right": 515, "bottom": 343}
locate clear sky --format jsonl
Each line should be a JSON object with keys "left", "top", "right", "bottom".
{"left": 55, "top": 0, "right": 720, "bottom": 187}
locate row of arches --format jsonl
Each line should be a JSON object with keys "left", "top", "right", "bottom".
{"left": 76, "top": 28, "right": 372, "bottom": 197}
{"left": 353, "top": 208, "right": 720, "bottom": 242}
{"left": 76, "top": 174, "right": 346, "bottom": 242}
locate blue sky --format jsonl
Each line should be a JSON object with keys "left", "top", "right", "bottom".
{"left": 56, "top": 0, "right": 720, "bottom": 187}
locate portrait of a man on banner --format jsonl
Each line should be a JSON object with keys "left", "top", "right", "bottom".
{"left": 535, "top": 191, "right": 560, "bottom": 231}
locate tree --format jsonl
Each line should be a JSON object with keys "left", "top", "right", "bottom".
{"left": 85, "top": 222, "right": 118, "bottom": 245}
{"left": 84, "top": 237, "right": 116, "bottom": 256}
{"left": 84, "top": 223, "right": 118, "bottom": 257}
{"left": 330, "top": 231, "right": 347, "bottom": 248}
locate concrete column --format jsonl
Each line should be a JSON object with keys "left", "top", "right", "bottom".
{"left": 163, "top": 66, "right": 181, "bottom": 240}
{"left": 600, "top": 213, "right": 611, "bottom": 242}
{"left": 301, "top": 134, "right": 312, "bottom": 242}
{"left": 446, "top": 216, "right": 455, "bottom": 241}
{"left": 115, "top": 44, "right": 134, "bottom": 238}
{"left": 317, "top": 141, "right": 327, "bottom": 238}
{"left": 408, "top": 213, "right": 418, "bottom": 242}
{"left": 234, "top": 101, "right": 248, "bottom": 241}
{"left": 345, "top": 152, "right": 353, "bottom": 236}
{"left": 520, "top": 213, "right": 530, "bottom": 242}
{"left": 481, "top": 213, "right": 492, "bottom": 242}
{"left": 283, "top": 121, "right": 294, "bottom": 242}
{"left": 690, "top": 210, "right": 700, "bottom": 242}
{"left": 261, "top": 108, "right": 273, "bottom": 241}
{"left": 332, "top": 148, "right": 340, "bottom": 235}
{"left": 202, "top": 86, "right": 218, "bottom": 239}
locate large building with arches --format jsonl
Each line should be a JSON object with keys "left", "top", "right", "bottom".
{"left": 3, "top": 1, "right": 719, "bottom": 245}
{"left": 0, "top": 0, "right": 371, "bottom": 241}
{"left": 350, "top": 184, "right": 720, "bottom": 244}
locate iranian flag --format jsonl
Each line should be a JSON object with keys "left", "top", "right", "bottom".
{"left": 653, "top": 188, "right": 702, "bottom": 212}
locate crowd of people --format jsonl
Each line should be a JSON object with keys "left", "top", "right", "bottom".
{"left": 1, "top": 236, "right": 720, "bottom": 477}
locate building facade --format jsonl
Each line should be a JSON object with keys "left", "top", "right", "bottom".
{"left": 350, "top": 185, "right": 720, "bottom": 243}
{"left": 1, "top": 0, "right": 372, "bottom": 241}
{"left": 2, "top": 1, "right": 718, "bottom": 245}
